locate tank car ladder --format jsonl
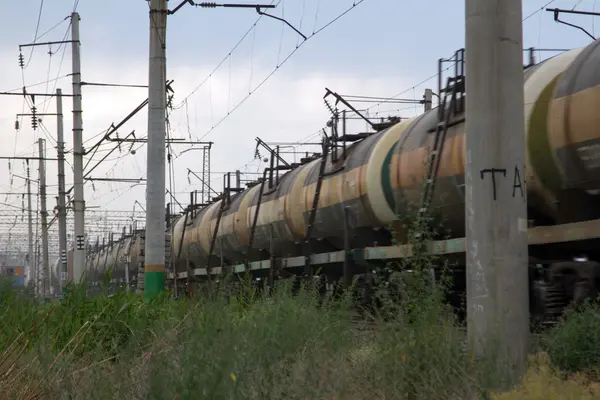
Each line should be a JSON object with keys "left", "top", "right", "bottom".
{"left": 206, "top": 201, "right": 225, "bottom": 279}
{"left": 174, "top": 207, "right": 190, "bottom": 287}
{"left": 419, "top": 49, "right": 465, "bottom": 220}
{"left": 207, "top": 173, "right": 242, "bottom": 278}
{"left": 303, "top": 135, "right": 329, "bottom": 277}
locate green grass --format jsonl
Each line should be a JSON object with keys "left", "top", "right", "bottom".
{"left": 0, "top": 268, "right": 478, "bottom": 399}
{"left": 3, "top": 271, "right": 600, "bottom": 399}
{"left": 2, "top": 213, "right": 600, "bottom": 398}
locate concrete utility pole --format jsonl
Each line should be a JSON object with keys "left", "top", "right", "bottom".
{"left": 56, "top": 88, "right": 68, "bottom": 293}
{"left": 26, "top": 162, "right": 34, "bottom": 295}
{"left": 423, "top": 88, "right": 433, "bottom": 112}
{"left": 71, "top": 12, "right": 86, "bottom": 282}
{"left": 38, "top": 139, "right": 50, "bottom": 297}
{"left": 465, "top": 0, "right": 529, "bottom": 384}
{"left": 145, "top": 0, "right": 168, "bottom": 298}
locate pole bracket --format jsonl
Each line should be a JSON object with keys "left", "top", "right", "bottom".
{"left": 546, "top": 7, "right": 598, "bottom": 40}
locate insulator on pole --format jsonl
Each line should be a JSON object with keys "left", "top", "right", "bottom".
{"left": 18, "top": 52, "right": 24, "bottom": 68}
{"left": 31, "top": 106, "right": 38, "bottom": 130}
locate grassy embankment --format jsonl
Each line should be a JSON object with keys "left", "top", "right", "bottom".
{"left": 2, "top": 217, "right": 600, "bottom": 398}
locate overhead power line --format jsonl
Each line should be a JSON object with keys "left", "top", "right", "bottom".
{"left": 23, "top": 0, "right": 45, "bottom": 69}
{"left": 0, "top": 74, "right": 70, "bottom": 94}
{"left": 177, "top": 0, "right": 370, "bottom": 149}
{"left": 172, "top": 0, "right": 280, "bottom": 108}
{"left": 523, "top": 0, "right": 557, "bottom": 21}
{"left": 367, "top": 0, "right": 565, "bottom": 112}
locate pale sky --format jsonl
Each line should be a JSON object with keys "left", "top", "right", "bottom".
{"left": 0, "top": 0, "right": 597, "bottom": 261}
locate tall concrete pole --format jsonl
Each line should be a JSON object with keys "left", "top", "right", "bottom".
{"left": 465, "top": 0, "right": 529, "bottom": 383}
{"left": 423, "top": 89, "right": 433, "bottom": 112}
{"left": 38, "top": 139, "right": 50, "bottom": 297}
{"left": 71, "top": 12, "right": 86, "bottom": 282}
{"left": 26, "top": 162, "right": 34, "bottom": 295}
{"left": 56, "top": 88, "right": 67, "bottom": 294}
{"left": 145, "top": 0, "right": 168, "bottom": 298}
{"left": 34, "top": 210, "right": 39, "bottom": 291}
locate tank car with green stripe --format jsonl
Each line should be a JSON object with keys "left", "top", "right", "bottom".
{"left": 168, "top": 41, "right": 600, "bottom": 274}
{"left": 81, "top": 40, "right": 600, "bottom": 316}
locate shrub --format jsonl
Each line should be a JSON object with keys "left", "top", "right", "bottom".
{"left": 544, "top": 300, "right": 600, "bottom": 375}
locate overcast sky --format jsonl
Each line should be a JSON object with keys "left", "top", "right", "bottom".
{"left": 0, "top": 0, "right": 597, "bottom": 253}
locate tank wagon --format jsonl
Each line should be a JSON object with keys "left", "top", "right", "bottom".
{"left": 80, "top": 39, "right": 600, "bottom": 325}
{"left": 0, "top": 265, "right": 25, "bottom": 287}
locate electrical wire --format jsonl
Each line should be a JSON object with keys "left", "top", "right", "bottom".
{"left": 523, "top": 0, "right": 556, "bottom": 21}
{"left": 36, "top": 15, "right": 70, "bottom": 41}
{"left": 8, "top": 3, "right": 66, "bottom": 205}
{"left": 367, "top": 0, "right": 560, "bottom": 112}
{"left": 571, "top": 0, "right": 584, "bottom": 11}
{"left": 23, "top": 0, "right": 45, "bottom": 69}
{"left": 38, "top": 121, "right": 58, "bottom": 147}
{"left": 40, "top": 21, "right": 72, "bottom": 114}
{"left": 1, "top": 74, "right": 71, "bottom": 94}
{"left": 173, "top": 0, "right": 281, "bottom": 108}
{"left": 187, "top": 0, "right": 369, "bottom": 145}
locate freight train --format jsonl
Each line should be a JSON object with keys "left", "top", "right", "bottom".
{"left": 63, "top": 39, "right": 600, "bottom": 325}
